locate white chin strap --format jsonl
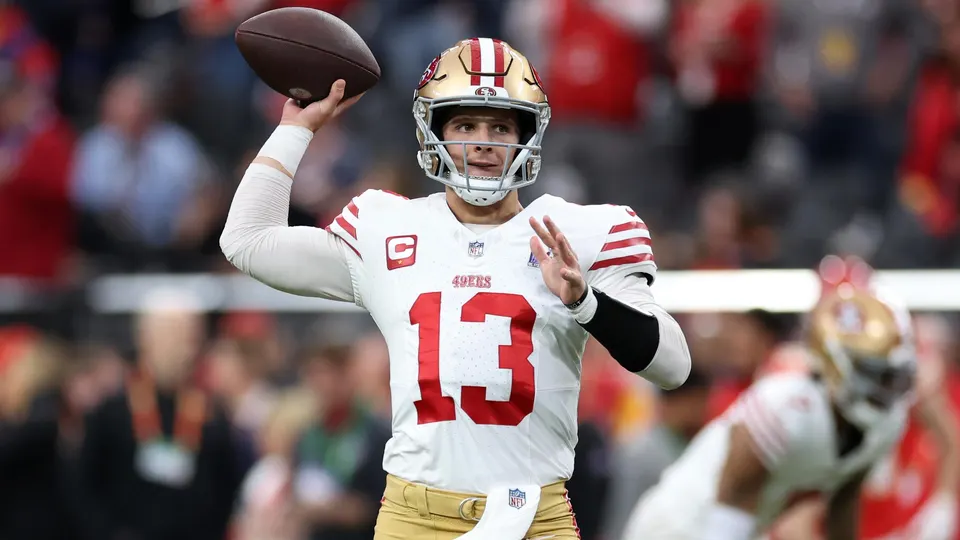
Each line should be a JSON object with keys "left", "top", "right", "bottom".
{"left": 448, "top": 171, "right": 513, "bottom": 207}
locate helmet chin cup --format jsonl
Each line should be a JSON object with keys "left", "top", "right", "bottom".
{"left": 453, "top": 185, "right": 509, "bottom": 207}
{"left": 837, "top": 394, "right": 886, "bottom": 430}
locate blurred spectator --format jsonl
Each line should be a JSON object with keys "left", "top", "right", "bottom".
{"left": 217, "top": 310, "right": 291, "bottom": 384}
{"left": 72, "top": 64, "right": 218, "bottom": 272}
{"left": 294, "top": 344, "right": 389, "bottom": 540}
{"left": 524, "top": 0, "right": 671, "bottom": 215}
{"left": 689, "top": 180, "right": 781, "bottom": 269}
{"left": 601, "top": 369, "right": 712, "bottom": 540}
{"left": 768, "top": 0, "right": 920, "bottom": 214}
{"left": 0, "top": 59, "right": 76, "bottom": 281}
{"left": 60, "top": 343, "right": 127, "bottom": 450}
{"left": 896, "top": 22, "right": 960, "bottom": 247}
{"left": 75, "top": 289, "right": 241, "bottom": 540}
{"left": 0, "top": 5, "right": 58, "bottom": 97}
{"left": 706, "top": 309, "right": 792, "bottom": 419}
{"left": 672, "top": 0, "right": 769, "bottom": 185}
{"left": 566, "top": 419, "right": 610, "bottom": 540}
{"left": 181, "top": 0, "right": 263, "bottom": 164}
{"left": 236, "top": 389, "right": 316, "bottom": 540}
{"left": 208, "top": 334, "right": 278, "bottom": 471}
{"left": 0, "top": 327, "right": 70, "bottom": 540}
{"left": 348, "top": 333, "right": 391, "bottom": 421}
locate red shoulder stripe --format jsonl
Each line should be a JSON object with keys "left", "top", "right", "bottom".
{"left": 324, "top": 225, "right": 361, "bottom": 259}
{"left": 600, "top": 236, "right": 651, "bottom": 252}
{"left": 588, "top": 253, "right": 653, "bottom": 271}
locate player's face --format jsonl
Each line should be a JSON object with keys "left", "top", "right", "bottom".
{"left": 441, "top": 107, "right": 521, "bottom": 177}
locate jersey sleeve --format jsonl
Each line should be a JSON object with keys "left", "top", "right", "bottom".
{"left": 220, "top": 162, "right": 356, "bottom": 303}
{"left": 731, "top": 377, "right": 818, "bottom": 470}
{"left": 586, "top": 205, "right": 658, "bottom": 286}
{"left": 322, "top": 189, "right": 394, "bottom": 308}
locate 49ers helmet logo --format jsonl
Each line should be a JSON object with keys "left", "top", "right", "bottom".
{"left": 418, "top": 55, "right": 442, "bottom": 89}
{"left": 475, "top": 87, "right": 496, "bottom": 96}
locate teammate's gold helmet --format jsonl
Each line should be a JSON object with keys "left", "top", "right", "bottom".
{"left": 806, "top": 256, "right": 916, "bottom": 429}
{"left": 413, "top": 38, "right": 550, "bottom": 206}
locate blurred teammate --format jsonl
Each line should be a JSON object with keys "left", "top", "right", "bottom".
{"left": 771, "top": 314, "right": 960, "bottom": 540}
{"left": 623, "top": 258, "right": 916, "bottom": 540}
{"left": 221, "top": 38, "right": 691, "bottom": 539}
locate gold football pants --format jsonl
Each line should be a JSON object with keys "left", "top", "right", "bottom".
{"left": 374, "top": 474, "right": 581, "bottom": 539}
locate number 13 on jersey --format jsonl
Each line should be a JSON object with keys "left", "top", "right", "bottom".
{"left": 409, "top": 292, "right": 537, "bottom": 427}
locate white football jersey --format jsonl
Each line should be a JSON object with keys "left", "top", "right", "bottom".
{"left": 623, "top": 372, "right": 908, "bottom": 540}
{"left": 326, "top": 190, "right": 657, "bottom": 492}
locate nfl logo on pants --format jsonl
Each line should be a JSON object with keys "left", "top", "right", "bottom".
{"left": 508, "top": 488, "right": 526, "bottom": 509}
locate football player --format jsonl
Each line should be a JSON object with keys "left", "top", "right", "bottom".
{"left": 220, "top": 38, "right": 691, "bottom": 540}
{"left": 622, "top": 261, "right": 916, "bottom": 540}
{"left": 769, "top": 314, "right": 960, "bottom": 540}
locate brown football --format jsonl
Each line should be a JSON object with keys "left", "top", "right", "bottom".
{"left": 235, "top": 7, "right": 380, "bottom": 105}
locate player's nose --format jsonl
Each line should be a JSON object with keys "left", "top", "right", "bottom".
{"left": 471, "top": 125, "right": 496, "bottom": 151}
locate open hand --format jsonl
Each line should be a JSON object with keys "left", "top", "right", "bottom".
{"left": 529, "top": 216, "right": 586, "bottom": 305}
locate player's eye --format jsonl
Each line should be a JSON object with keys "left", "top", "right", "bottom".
{"left": 493, "top": 124, "right": 511, "bottom": 134}
{"left": 456, "top": 122, "right": 474, "bottom": 132}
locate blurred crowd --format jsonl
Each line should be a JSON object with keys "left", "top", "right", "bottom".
{"left": 3, "top": 0, "right": 960, "bottom": 539}
{"left": 4, "top": 0, "right": 960, "bottom": 285}
{"left": 3, "top": 288, "right": 960, "bottom": 540}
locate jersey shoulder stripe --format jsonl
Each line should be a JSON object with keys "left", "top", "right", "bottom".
{"left": 588, "top": 206, "right": 655, "bottom": 272}
{"left": 324, "top": 189, "right": 410, "bottom": 260}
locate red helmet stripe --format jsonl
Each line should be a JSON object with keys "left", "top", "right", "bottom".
{"left": 469, "top": 38, "right": 482, "bottom": 86}
{"left": 493, "top": 40, "right": 505, "bottom": 87}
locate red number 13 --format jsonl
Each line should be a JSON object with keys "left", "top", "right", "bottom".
{"left": 409, "top": 292, "right": 537, "bottom": 426}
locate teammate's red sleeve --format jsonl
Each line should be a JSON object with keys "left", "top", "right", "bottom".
{"left": 589, "top": 206, "right": 654, "bottom": 271}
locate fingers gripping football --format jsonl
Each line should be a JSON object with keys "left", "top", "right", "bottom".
{"left": 280, "top": 79, "right": 364, "bottom": 133}
{"left": 529, "top": 216, "right": 586, "bottom": 305}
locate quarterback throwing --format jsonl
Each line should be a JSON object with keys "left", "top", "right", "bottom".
{"left": 221, "top": 38, "right": 691, "bottom": 540}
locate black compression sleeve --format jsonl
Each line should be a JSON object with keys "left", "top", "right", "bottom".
{"left": 578, "top": 288, "right": 661, "bottom": 373}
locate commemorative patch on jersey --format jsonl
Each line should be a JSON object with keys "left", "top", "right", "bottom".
{"left": 468, "top": 240, "right": 485, "bottom": 258}
{"left": 508, "top": 488, "right": 526, "bottom": 509}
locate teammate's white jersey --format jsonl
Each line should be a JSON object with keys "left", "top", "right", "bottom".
{"left": 623, "top": 372, "right": 908, "bottom": 540}
{"left": 322, "top": 189, "right": 658, "bottom": 492}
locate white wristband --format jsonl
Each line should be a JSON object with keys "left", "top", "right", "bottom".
{"left": 257, "top": 124, "right": 314, "bottom": 177}
{"left": 567, "top": 287, "right": 598, "bottom": 324}
{"left": 702, "top": 503, "right": 756, "bottom": 540}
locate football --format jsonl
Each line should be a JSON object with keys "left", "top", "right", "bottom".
{"left": 235, "top": 7, "right": 380, "bottom": 105}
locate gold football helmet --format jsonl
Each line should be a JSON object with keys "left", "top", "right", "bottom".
{"left": 806, "top": 256, "right": 916, "bottom": 429}
{"left": 413, "top": 38, "right": 550, "bottom": 206}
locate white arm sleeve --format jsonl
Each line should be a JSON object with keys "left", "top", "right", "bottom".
{"left": 587, "top": 272, "right": 692, "bottom": 389}
{"left": 219, "top": 126, "right": 357, "bottom": 302}
{"left": 573, "top": 269, "right": 693, "bottom": 390}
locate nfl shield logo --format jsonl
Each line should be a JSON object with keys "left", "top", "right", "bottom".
{"left": 527, "top": 252, "right": 539, "bottom": 268}
{"left": 508, "top": 488, "right": 526, "bottom": 509}
{"left": 468, "top": 240, "right": 484, "bottom": 258}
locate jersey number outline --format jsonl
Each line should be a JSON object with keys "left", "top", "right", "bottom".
{"left": 409, "top": 291, "right": 536, "bottom": 426}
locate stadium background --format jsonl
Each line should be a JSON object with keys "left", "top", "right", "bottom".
{"left": 1, "top": 0, "right": 960, "bottom": 539}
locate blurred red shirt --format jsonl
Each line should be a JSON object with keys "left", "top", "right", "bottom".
{"left": 543, "top": 0, "right": 651, "bottom": 124}
{"left": 899, "top": 61, "right": 960, "bottom": 237}
{"left": 859, "top": 369, "right": 960, "bottom": 539}
{"left": 0, "top": 117, "right": 76, "bottom": 280}
{"left": 671, "top": 0, "right": 768, "bottom": 103}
